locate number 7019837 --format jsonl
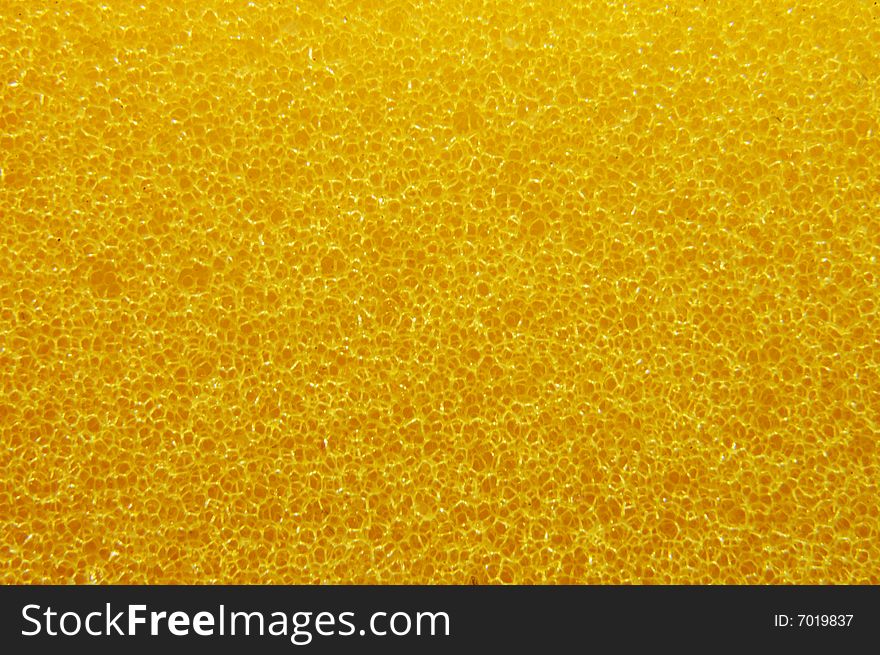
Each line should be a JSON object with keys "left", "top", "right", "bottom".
{"left": 773, "top": 614, "right": 853, "bottom": 627}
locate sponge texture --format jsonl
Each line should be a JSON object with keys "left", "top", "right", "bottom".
{"left": 1, "top": 1, "right": 878, "bottom": 583}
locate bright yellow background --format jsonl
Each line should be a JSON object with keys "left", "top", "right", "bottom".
{"left": 1, "top": 1, "right": 878, "bottom": 583}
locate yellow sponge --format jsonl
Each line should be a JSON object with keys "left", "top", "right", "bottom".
{"left": 1, "top": 0, "right": 878, "bottom": 584}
